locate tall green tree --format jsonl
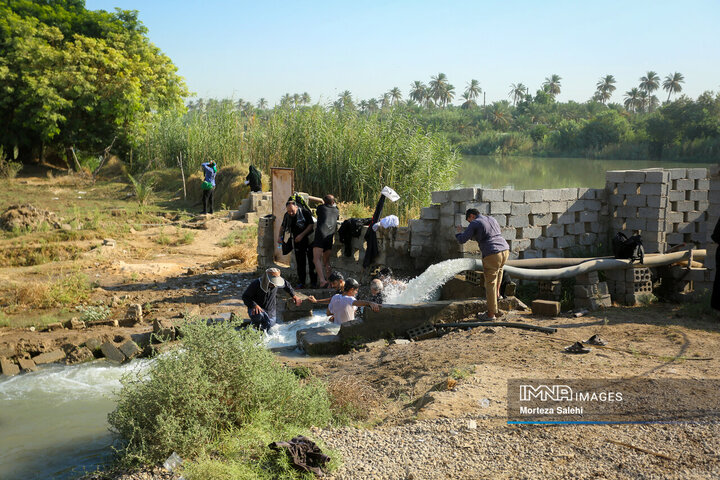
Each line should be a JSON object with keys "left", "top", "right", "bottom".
{"left": 389, "top": 87, "right": 402, "bottom": 106}
{"left": 663, "top": 72, "right": 685, "bottom": 101}
{"left": 639, "top": 71, "right": 660, "bottom": 94}
{"left": 624, "top": 88, "right": 641, "bottom": 112}
{"left": 542, "top": 74, "right": 562, "bottom": 98}
{"left": 595, "top": 75, "right": 616, "bottom": 104}
{"left": 465, "top": 79, "right": 481, "bottom": 102}
{"left": 508, "top": 83, "right": 526, "bottom": 106}
{"left": 429, "top": 72, "right": 449, "bottom": 106}
{"left": 409, "top": 81, "right": 427, "bottom": 105}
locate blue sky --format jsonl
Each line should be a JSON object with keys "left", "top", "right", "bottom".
{"left": 86, "top": 0, "right": 720, "bottom": 106}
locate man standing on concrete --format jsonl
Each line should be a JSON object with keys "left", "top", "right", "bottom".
{"left": 241, "top": 268, "right": 302, "bottom": 331}
{"left": 455, "top": 208, "right": 510, "bottom": 320}
{"left": 278, "top": 199, "right": 316, "bottom": 288}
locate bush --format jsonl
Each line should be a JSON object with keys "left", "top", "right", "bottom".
{"left": 76, "top": 305, "right": 110, "bottom": 323}
{"left": 108, "top": 322, "right": 333, "bottom": 466}
{"left": 0, "top": 146, "right": 22, "bottom": 179}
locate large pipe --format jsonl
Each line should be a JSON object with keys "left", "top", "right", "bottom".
{"left": 475, "top": 250, "right": 704, "bottom": 280}
{"left": 506, "top": 251, "right": 705, "bottom": 269}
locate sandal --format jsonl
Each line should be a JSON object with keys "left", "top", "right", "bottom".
{"left": 564, "top": 342, "right": 591, "bottom": 354}
{"left": 585, "top": 334, "right": 607, "bottom": 346}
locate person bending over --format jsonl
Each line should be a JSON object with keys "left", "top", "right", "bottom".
{"left": 455, "top": 208, "right": 510, "bottom": 320}
{"left": 327, "top": 278, "right": 380, "bottom": 325}
{"left": 312, "top": 195, "right": 340, "bottom": 287}
{"left": 241, "top": 268, "right": 302, "bottom": 331}
{"left": 200, "top": 160, "right": 217, "bottom": 214}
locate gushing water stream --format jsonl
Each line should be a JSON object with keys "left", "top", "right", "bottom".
{"left": 384, "top": 258, "right": 477, "bottom": 304}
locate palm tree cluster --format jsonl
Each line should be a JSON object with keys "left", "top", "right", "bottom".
{"left": 623, "top": 71, "right": 684, "bottom": 113}
{"left": 280, "top": 92, "right": 312, "bottom": 108}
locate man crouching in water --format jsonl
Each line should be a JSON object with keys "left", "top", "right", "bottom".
{"left": 241, "top": 268, "right": 302, "bottom": 331}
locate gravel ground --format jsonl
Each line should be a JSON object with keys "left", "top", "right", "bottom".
{"left": 315, "top": 418, "right": 720, "bottom": 480}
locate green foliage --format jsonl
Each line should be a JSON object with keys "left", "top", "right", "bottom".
{"left": 0, "top": 146, "right": 22, "bottom": 178}
{"left": 127, "top": 173, "right": 155, "bottom": 205}
{"left": 75, "top": 304, "right": 110, "bottom": 323}
{"left": 0, "top": 1, "right": 188, "bottom": 160}
{"left": 108, "top": 321, "right": 333, "bottom": 466}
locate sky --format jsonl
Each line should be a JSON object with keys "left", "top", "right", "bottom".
{"left": 85, "top": 0, "right": 720, "bottom": 107}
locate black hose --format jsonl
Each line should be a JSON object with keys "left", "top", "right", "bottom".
{"left": 435, "top": 321, "right": 557, "bottom": 334}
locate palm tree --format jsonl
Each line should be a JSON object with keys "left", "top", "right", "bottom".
{"left": 637, "top": 90, "right": 649, "bottom": 113}
{"left": 623, "top": 88, "right": 641, "bottom": 112}
{"left": 336, "top": 90, "right": 354, "bottom": 110}
{"left": 639, "top": 71, "right": 660, "bottom": 94}
{"left": 367, "top": 98, "right": 379, "bottom": 113}
{"left": 508, "top": 83, "right": 526, "bottom": 106}
{"left": 442, "top": 84, "right": 455, "bottom": 106}
{"left": 429, "top": 72, "right": 449, "bottom": 106}
{"left": 256, "top": 98, "right": 268, "bottom": 109}
{"left": 389, "top": 87, "right": 402, "bottom": 106}
{"left": 279, "top": 93, "right": 291, "bottom": 107}
{"left": 380, "top": 92, "right": 391, "bottom": 109}
{"left": 595, "top": 75, "right": 616, "bottom": 104}
{"left": 409, "top": 81, "right": 427, "bottom": 105}
{"left": 663, "top": 72, "right": 685, "bottom": 101}
{"left": 489, "top": 102, "right": 512, "bottom": 127}
{"left": 465, "top": 79, "right": 481, "bottom": 102}
{"left": 359, "top": 100, "right": 369, "bottom": 113}
{"left": 292, "top": 93, "right": 300, "bottom": 108}
{"left": 460, "top": 92, "right": 476, "bottom": 109}
{"left": 542, "top": 74, "right": 562, "bottom": 97}
{"left": 301, "top": 92, "right": 311, "bottom": 105}
{"left": 648, "top": 95, "right": 660, "bottom": 112}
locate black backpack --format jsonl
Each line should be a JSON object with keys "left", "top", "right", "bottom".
{"left": 612, "top": 232, "right": 644, "bottom": 264}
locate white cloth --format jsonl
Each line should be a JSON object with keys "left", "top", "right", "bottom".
{"left": 328, "top": 294, "right": 358, "bottom": 325}
{"left": 372, "top": 215, "right": 400, "bottom": 231}
{"left": 381, "top": 186, "right": 400, "bottom": 202}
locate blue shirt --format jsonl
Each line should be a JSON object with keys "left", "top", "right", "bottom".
{"left": 201, "top": 162, "right": 217, "bottom": 186}
{"left": 456, "top": 215, "right": 509, "bottom": 257}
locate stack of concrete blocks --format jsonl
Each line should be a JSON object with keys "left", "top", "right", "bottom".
{"left": 573, "top": 272, "right": 612, "bottom": 310}
{"left": 256, "top": 215, "right": 275, "bottom": 270}
{"left": 663, "top": 168, "right": 709, "bottom": 249}
{"left": 700, "top": 165, "right": 720, "bottom": 293}
{"left": 605, "top": 267, "right": 653, "bottom": 305}
{"left": 232, "top": 192, "right": 273, "bottom": 223}
{"left": 537, "top": 281, "right": 562, "bottom": 301}
{"left": 606, "top": 169, "right": 670, "bottom": 254}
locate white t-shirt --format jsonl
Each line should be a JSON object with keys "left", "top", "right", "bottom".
{"left": 328, "top": 294, "right": 357, "bottom": 325}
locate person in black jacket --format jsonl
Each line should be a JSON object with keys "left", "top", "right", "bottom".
{"left": 312, "top": 195, "right": 340, "bottom": 288}
{"left": 279, "top": 200, "right": 316, "bottom": 288}
{"left": 246, "top": 165, "right": 262, "bottom": 192}
{"left": 241, "top": 268, "right": 302, "bottom": 331}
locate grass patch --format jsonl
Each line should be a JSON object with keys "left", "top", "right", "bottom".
{"left": 1, "top": 272, "right": 92, "bottom": 310}
{"left": 153, "top": 228, "right": 195, "bottom": 247}
{"left": 338, "top": 202, "right": 373, "bottom": 220}
{"left": 75, "top": 305, "right": 111, "bottom": 323}
{"left": 108, "top": 321, "right": 336, "bottom": 476}
{"left": 0, "top": 242, "right": 84, "bottom": 267}
{"left": 326, "top": 375, "right": 383, "bottom": 422}
{"left": 677, "top": 289, "right": 716, "bottom": 317}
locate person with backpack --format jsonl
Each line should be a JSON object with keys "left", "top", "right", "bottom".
{"left": 200, "top": 160, "right": 217, "bottom": 215}
{"left": 278, "top": 196, "right": 316, "bottom": 288}
{"left": 313, "top": 194, "right": 340, "bottom": 288}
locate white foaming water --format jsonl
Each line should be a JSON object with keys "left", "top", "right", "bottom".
{"left": 264, "top": 312, "right": 337, "bottom": 349}
{"left": 384, "top": 258, "right": 478, "bottom": 304}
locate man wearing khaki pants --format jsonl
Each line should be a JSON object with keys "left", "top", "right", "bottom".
{"left": 455, "top": 208, "right": 510, "bottom": 319}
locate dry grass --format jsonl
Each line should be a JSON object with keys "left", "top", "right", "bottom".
{"left": 326, "top": 375, "right": 383, "bottom": 421}
{"left": 1, "top": 272, "right": 92, "bottom": 311}
{"left": 212, "top": 244, "right": 257, "bottom": 270}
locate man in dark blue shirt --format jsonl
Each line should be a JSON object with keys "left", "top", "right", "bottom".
{"left": 241, "top": 268, "right": 302, "bottom": 331}
{"left": 456, "top": 208, "right": 510, "bottom": 319}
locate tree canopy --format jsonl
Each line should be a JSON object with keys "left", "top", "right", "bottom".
{"left": 0, "top": 0, "right": 188, "bottom": 161}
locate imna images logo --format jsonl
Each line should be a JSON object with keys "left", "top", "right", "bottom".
{"left": 519, "top": 384, "right": 573, "bottom": 402}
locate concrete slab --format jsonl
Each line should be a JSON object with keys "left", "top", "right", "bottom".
{"left": 297, "top": 326, "right": 343, "bottom": 355}
{"left": 32, "top": 349, "right": 66, "bottom": 365}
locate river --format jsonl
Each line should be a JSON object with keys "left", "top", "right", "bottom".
{"left": 457, "top": 155, "right": 715, "bottom": 190}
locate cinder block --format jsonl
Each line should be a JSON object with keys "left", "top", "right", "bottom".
{"left": 557, "top": 212, "right": 576, "bottom": 225}
{"left": 531, "top": 203, "right": 550, "bottom": 214}
{"left": 545, "top": 248, "right": 565, "bottom": 258}
{"left": 645, "top": 219, "right": 666, "bottom": 232}
{"left": 420, "top": 206, "right": 440, "bottom": 220}
{"left": 626, "top": 195, "right": 647, "bottom": 207}
{"left": 666, "top": 212, "right": 684, "bottom": 223}
{"left": 675, "top": 178, "right": 694, "bottom": 191}
{"left": 511, "top": 203, "right": 532, "bottom": 216}
{"left": 665, "top": 233, "right": 683, "bottom": 244}
{"left": 504, "top": 190, "right": 525, "bottom": 202}
{"left": 431, "top": 191, "right": 449, "bottom": 203}
{"left": 667, "top": 168, "right": 687, "bottom": 180}
{"left": 508, "top": 215, "right": 530, "bottom": 228}
{"left": 542, "top": 189, "right": 563, "bottom": 201}
{"left": 624, "top": 171, "right": 646, "bottom": 182}
{"left": 574, "top": 283, "right": 599, "bottom": 299}
{"left": 566, "top": 223, "right": 585, "bottom": 235}
{"left": 687, "top": 168, "right": 708, "bottom": 180}
{"left": 638, "top": 207, "right": 659, "bottom": 218}
{"left": 547, "top": 224, "right": 565, "bottom": 237}
{"left": 646, "top": 196, "right": 667, "bottom": 208}
{"left": 690, "top": 190, "right": 709, "bottom": 202}
{"left": 639, "top": 183, "right": 666, "bottom": 196}
{"left": 0, "top": 358, "right": 20, "bottom": 376}
{"left": 645, "top": 170, "right": 669, "bottom": 183}
{"left": 579, "top": 211, "right": 598, "bottom": 222}
{"left": 575, "top": 294, "right": 612, "bottom": 310}
{"left": 560, "top": 188, "right": 579, "bottom": 201}
{"left": 669, "top": 190, "right": 685, "bottom": 202}
{"left": 576, "top": 271, "right": 599, "bottom": 284}
{"left": 685, "top": 211, "right": 704, "bottom": 223}
{"left": 578, "top": 232, "right": 598, "bottom": 245}
{"left": 520, "top": 226, "right": 542, "bottom": 238}
{"left": 480, "top": 189, "right": 504, "bottom": 202}
{"left": 617, "top": 206, "right": 638, "bottom": 218}
{"left": 32, "top": 350, "right": 66, "bottom": 365}
{"left": 450, "top": 188, "right": 477, "bottom": 202}
{"left": 618, "top": 183, "right": 639, "bottom": 195}
{"left": 510, "top": 238, "right": 531, "bottom": 252}
{"left": 522, "top": 249, "right": 542, "bottom": 259}
{"left": 611, "top": 218, "right": 626, "bottom": 231}
{"left": 584, "top": 199, "right": 602, "bottom": 211}
{"left": 533, "top": 236, "right": 555, "bottom": 250}
{"left": 556, "top": 236, "right": 575, "bottom": 248}
{"left": 490, "top": 202, "right": 511, "bottom": 214}
{"left": 567, "top": 200, "right": 586, "bottom": 212}
{"left": 501, "top": 227, "right": 517, "bottom": 240}
{"left": 675, "top": 200, "right": 694, "bottom": 212}
{"left": 609, "top": 195, "right": 625, "bottom": 207}
{"left": 606, "top": 171, "right": 626, "bottom": 183}
{"left": 696, "top": 179, "right": 710, "bottom": 191}
{"left": 490, "top": 214, "right": 507, "bottom": 227}
{"left": 525, "top": 190, "right": 543, "bottom": 202}
{"left": 676, "top": 222, "right": 693, "bottom": 234}
{"left": 588, "top": 222, "right": 603, "bottom": 233}
{"left": 531, "top": 213, "right": 553, "bottom": 226}
{"left": 691, "top": 232, "right": 707, "bottom": 242}
{"left": 548, "top": 201, "right": 568, "bottom": 213}
{"left": 440, "top": 202, "right": 455, "bottom": 216}
{"left": 532, "top": 300, "right": 561, "bottom": 316}
{"left": 464, "top": 202, "right": 491, "bottom": 215}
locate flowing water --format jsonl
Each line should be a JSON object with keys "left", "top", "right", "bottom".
{"left": 384, "top": 258, "right": 478, "bottom": 304}
{"left": 264, "top": 312, "right": 337, "bottom": 349}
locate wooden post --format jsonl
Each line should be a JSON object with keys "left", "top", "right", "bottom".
{"left": 178, "top": 152, "right": 187, "bottom": 200}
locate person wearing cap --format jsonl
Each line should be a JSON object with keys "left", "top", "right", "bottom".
{"left": 278, "top": 199, "right": 316, "bottom": 288}
{"left": 327, "top": 278, "right": 380, "bottom": 325}
{"left": 455, "top": 208, "right": 510, "bottom": 320}
{"left": 307, "top": 271, "right": 344, "bottom": 305}
{"left": 241, "top": 268, "right": 302, "bottom": 331}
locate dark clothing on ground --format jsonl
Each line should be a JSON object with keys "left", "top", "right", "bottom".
{"left": 313, "top": 204, "right": 339, "bottom": 251}
{"left": 247, "top": 165, "right": 262, "bottom": 192}
{"left": 202, "top": 189, "right": 214, "bottom": 214}
{"left": 281, "top": 208, "right": 317, "bottom": 286}
{"left": 456, "top": 215, "right": 510, "bottom": 256}
{"left": 268, "top": 436, "right": 330, "bottom": 476}
{"left": 241, "top": 278, "right": 295, "bottom": 323}
{"left": 338, "top": 218, "right": 372, "bottom": 257}
{"left": 712, "top": 218, "right": 720, "bottom": 310}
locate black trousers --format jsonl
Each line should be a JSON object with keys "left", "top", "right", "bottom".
{"left": 202, "top": 188, "right": 214, "bottom": 214}
{"left": 294, "top": 236, "right": 317, "bottom": 286}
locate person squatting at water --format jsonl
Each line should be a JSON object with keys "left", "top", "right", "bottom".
{"left": 327, "top": 278, "right": 381, "bottom": 325}
{"left": 455, "top": 208, "right": 510, "bottom": 320}
{"left": 246, "top": 164, "right": 262, "bottom": 192}
{"left": 279, "top": 199, "right": 316, "bottom": 288}
{"left": 308, "top": 271, "right": 344, "bottom": 305}
{"left": 313, "top": 195, "right": 340, "bottom": 288}
{"left": 200, "top": 160, "right": 217, "bottom": 214}
{"left": 241, "top": 268, "right": 302, "bottom": 331}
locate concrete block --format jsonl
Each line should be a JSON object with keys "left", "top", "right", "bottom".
{"left": 548, "top": 201, "right": 568, "bottom": 213}
{"left": 685, "top": 211, "right": 704, "bottom": 223}
{"left": 545, "top": 248, "right": 565, "bottom": 258}
{"left": 490, "top": 202, "right": 511, "bottom": 214}
{"left": 611, "top": 218, "right": 626, "bottom": 231}
{"left": 606, "top": 170, "right": 627, "bottom": 183}
{"left": 531, "top": 213, "right": 553, "bottom": 226}
{"left": 617, "top": 206, "right": 638, "bottom": 218}
{"left": 667, "top": 168, "right": 687, "bottom": 180}
{"left": 624, "top": 171, "right": 646, "bottom": 182}
{"left": 542, "top": 189, "right": 563, "bottom": 201}
{"left": 697, "top": 200, "right": 710, "bottom": 211}
{"left": 504, "top": 190, "right": 525, "bottom": 202}
{"left": 567, "top": 223, "right": 585, "bottom": 235}
{"left": 533, "top": 236, "right": 555, "bottom": 250}
{"left": 522, "top": 249, "right": 542, "bottom": 259}
{"left": 511, "top": 203, "right": 532, "bottom": 216}
{"left": 578, "top": 233, "right": 598, "bottom": 245}
{"left": 690, "top": 190, "right": 709, "bottom": 202}
{"left": 639, "top": 183, "right": 666, "bottom": 196}
{"left": 669, "top": 190, "right": 686, "bottom": 202}
{"left": 431, "top": 191, "right": 449, "bottom": 203}
{"left": 577, "top": 188, "right": 590, "bottom": 199}
{"left": 576, "top": 271, "right": 599, "bottom": 284}
{"left": 567, "top": 200, "right": 586, "bottom": 212}
{"left": 453, "top": 214, "right": 469, "bottom": 229}
{"left": 579, "top": 211, "right": 598, "bottom": 222}
{"left": 520, "top": 226, "right": 542, "bottom": 238}
{"left": 298, "top": 327, "right": 343, "bottom": 355}
{"left": 691, "top": 232, "right": 707, "bottom": 242}
{"left": 645, "top": 219, "right": 666, "bottom": 232}
{"left": 674, "top": 178, "right": 694, "bottom": 191}
{"left": 450, "top": 188, "right": 477, "bottom": 202}
{"left": 646, "top": 196, "right": 667, "bottom": 208}
{"left": 501, "top": 228, "right": 517, "bottom": 241}
{"left": 532, "top": 300, "right": 561, "bottom": 316}
{"left": 524, "top": 190, "right": 543, "bottom": 202}
{"left": 558, "top": 212, "right": 576, "bottom": 225}
{"left": 676, "top": 222, "right": 693, "bottom": 234}
{"left": 32, "top": 349, "right": 67, "bottom": 365}
{"left": 675, "top": 200, "right": 695, "bottom": 212}
{"left": 588, "top": 222, "right": 603, "bottom": 233}
{"left": 547, "top": 224, "right": 565, "bottom": 237}
{"left": 490, "top": 214, "right": 508, "bottom": 227}
{"left": 480, "top": 189, "right": 504, "bottom": 202}
{"left": 440, "top": 202, "right": 455, "bottom": 216}
{"left": 530, "top": 202, "right": 550, "bottom": 214}
{"left": 560, "top": 188, "right": 579, "bottom": 201}
{"left": 575, "top": 295, "right": 612, "bottom": 310}
{"left": 609, "top": 195, "right": 625, "bottom": 207}
{"left": 100, "top": 342, "right": 126, "bottom": 363}
{"left": 687, "top": 168, "right": 708, "bottom": 180}
{"left": 625, "top": 195, "right": 646, "bottom": 207}
{"left": 645, "top": 170, "right": 669, "bottom": 183}
{"left": 119, "top": 340, "right": 142, "bottom": 360}
{"left": 556, "top": 236, "right": 575, "bottom": 248}
{"left": 510, "top": 238, "right": 531, "bottom": 252}
{"left": 420, "top": 206, "right": 440, "bottom": 220}
{"left": 638, "top": 207, "right": 659, "bottom": 218}
{"left": 666, "top": 212, "right": 684, "bottom": 223}
{"left": 696, "top": 179, "right": 710, "bottom": 191}
{"left": 618, "top": 183, "right": 639, "bottom": 195}
{"left": 17, "top": 357, "right": 37, "bottom": 373}
{"left": 584, "top": 199, "right": 602, "bottom": 211}
{"left": 574, "top": 283, "right": 599, "bottom": 299}
{"left": 464, "top": 202, "right": 491, "bottom": 215}
{"left": 508, "top": 215, "right": 530, "bottom": 228}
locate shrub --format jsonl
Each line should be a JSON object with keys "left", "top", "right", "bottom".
{"left": 76, "top": 305, "right": 110, "bottom": 323}
{"left": 127, "top": 173, "right": 155, "bottom": 205}
{"left": 108, "top": 322, "right": 333, "bottom": 466}
{"left": 0, "top": 146, "right": 22, "bottom": 179}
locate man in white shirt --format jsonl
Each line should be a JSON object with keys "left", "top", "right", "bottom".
{"left": 327, "top": 278, "right": 380, "bottom": 325}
